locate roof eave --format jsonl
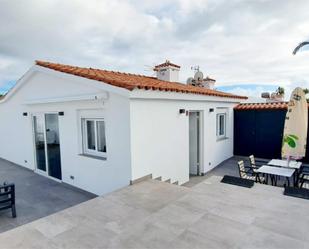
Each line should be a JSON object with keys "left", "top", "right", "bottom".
{"left": 130, "top": 88, "right": 246, "bottom": 102}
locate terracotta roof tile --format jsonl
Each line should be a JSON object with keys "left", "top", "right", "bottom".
{"left": 234, "top": 102, "right": 290, "bottom": 110}
{"left": 154, "top": 60, "right": 181, "bottom": 70}
{"left": 35, "top": 61, "right": 247, "bottom": 100}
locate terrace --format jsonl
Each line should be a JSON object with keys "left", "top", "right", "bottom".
{"left": 0, "top": 158, "right": 96, "bottom": 233}
{"left": 0, "top": 157, "right": 307, "bottom": 248}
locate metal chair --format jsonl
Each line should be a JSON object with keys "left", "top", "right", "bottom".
{"left": 238, "top": 160, "right": 264, "bottom": 183}
{"left": 248, "top": 155, "right": 265, "bottom": 170}
{"left": 248, "top": 155, "right": 259, "bottom": 173}
{"left": 0, "top": 183, "right": 16, "bottom": 218}
{"left": 298, "top": 166, "right": 309, "bottom": 189}
{"left": 249, "top": 155, "right": 267, "bottom": 184}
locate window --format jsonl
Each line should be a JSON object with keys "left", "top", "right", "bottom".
{"left": 216, "top": 113, "right": 226, "bottom": 139}
{"left": 82, "top": 118, "right": 107, "bottom": 157}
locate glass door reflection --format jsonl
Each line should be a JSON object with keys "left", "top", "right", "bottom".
{"left": 45, "top": 114, "right": 62, "bottom": 180}
{"left": 33, "top": 113, "right": 62, "bottom": 180}
{"left": 33, "top": 115, "right": 47, "bottom": 173}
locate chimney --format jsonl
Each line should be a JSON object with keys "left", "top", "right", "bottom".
{"left": 153, "top": 60, "right": 180, "bottom": 82}
{"left": 202, "top": 76, "right": 216, "bottom": 90}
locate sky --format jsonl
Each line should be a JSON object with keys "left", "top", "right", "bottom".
{"left": 1, "top": 0, "right": 309, "bottom": 99}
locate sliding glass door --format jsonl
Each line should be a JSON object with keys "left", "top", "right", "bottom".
{"left": 45, "top": 114, "right": 62, "bottom": 180}
{"left": 33, "top": 113, "right": 62, "bottom": 180}
{"left": 33, "top": 115, "right": 47, "bottom": 173}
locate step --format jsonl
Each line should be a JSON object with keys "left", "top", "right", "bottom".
{"left": 130, "top": 174, "right": 152, "bottom": 185}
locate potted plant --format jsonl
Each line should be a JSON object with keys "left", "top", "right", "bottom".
{"left": 275, "top": 87, "right": 285, "bottom": 100}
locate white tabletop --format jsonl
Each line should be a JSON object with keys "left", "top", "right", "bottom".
{"left": 257, "top": 165, "right": 295, "bottom": 177}
{"left": 268, "top": 159, "right": 302, "bottom": 169}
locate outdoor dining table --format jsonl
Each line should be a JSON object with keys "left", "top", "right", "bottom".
{"left": 256, "top": 165, "right": 295, "bottom": 187}
{"left": 268, "top": 159, "right": 302, "bottom": 185}
{"left": 267, "top": 159, "right": 302, "bottom": 169}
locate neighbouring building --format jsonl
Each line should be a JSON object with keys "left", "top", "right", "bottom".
{"left": 261, "top": 91, "right": 285, "bottom": 102}
{"left": 0, "top": 60, "right": 247, "bottom": 195}
{"left": 234, "top": 102, "right": 309, "bottom": 162}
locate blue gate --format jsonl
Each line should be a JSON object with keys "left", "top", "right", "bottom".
{"left": 234, "top": 108, "right": 309, "bottom": 163}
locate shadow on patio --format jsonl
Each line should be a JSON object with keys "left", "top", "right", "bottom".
{"left": 0, "top": 158, "right": 96, "bottom": 233}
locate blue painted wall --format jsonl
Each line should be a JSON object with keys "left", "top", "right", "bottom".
{"left": 234, "top": 109, "right": 309, "bottom": 163}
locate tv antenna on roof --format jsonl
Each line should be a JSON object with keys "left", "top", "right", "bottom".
{"left": 186, "top": 77, "right": 194, "bottom": 85}
{"left": 191, "top": 65, "right": 200, "bottom": 72}
{"left": 144, "top": 63, "right": 157, "bottom": 77}
{"left": 190, "top": 65, "right": 204, "bottom": 83}
{"left": 194, "top": 71, "right": 204, "bottom": 82}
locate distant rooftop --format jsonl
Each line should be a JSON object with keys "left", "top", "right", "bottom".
{"left": 235, "top": 102, "right": 289, "bottom": 110}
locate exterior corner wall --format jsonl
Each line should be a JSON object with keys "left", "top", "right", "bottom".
{"left": 130, "top": 96, "right": 237, "bottom": 185}
{"left": 0, "top": 71, "right": 131, "bottom": 195}
{"left": 130, "top": 99, "right": 189, "bottom": 184}
{"left": 204, "top": 106, "right": 235, "bottom": 172}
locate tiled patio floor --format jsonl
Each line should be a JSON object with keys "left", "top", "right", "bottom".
{"left": 185, "top": 156, "right": 302, "bottom": 187}
{"left": 0, "top": 172, "right": 308, "bottom": 248}
{"left": 0, "top": 158, "right": 96, "bottom": 233}
{"left": 184, "top": 156, "right": 241, "bottom": 187}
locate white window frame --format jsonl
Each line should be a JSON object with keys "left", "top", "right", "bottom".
{"left": 82, "top": 118, "right": 107, "bottom": 158}
{"left": 216, "top": 113, "right": 227, "bottom": 139}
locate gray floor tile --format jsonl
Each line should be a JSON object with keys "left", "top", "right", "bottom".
{"left": 0, "top": 156, "right": 308, "bottom": 249}
{"left": 0, "top": 158, "right": 96, "bottom": 233}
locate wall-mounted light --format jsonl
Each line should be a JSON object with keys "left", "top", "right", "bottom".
{"left": 23, "top": 112, "right": 28, "bottom": 116}
{"left": 58, "top": 112, "right": 64, "bottom": 116}
{"left": 179, "top": 109, "right": 186, "bottom": 114}
{"left": 209, "top": 108, "right": 214, "bottom": 113}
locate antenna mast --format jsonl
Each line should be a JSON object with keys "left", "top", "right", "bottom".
{"left": 191, "top": 65, "right": 200, "bottom": 73}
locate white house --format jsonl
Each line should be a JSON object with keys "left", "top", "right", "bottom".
{"left": 0, "top": 60, "right": 246, "bottom": 195}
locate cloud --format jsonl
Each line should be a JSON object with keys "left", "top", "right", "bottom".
{"left": 217, "top": 84, "right": 277, "bottom": 101}
{"left": 218, "top": 83, "right": 309, "bottom": 102}
{"left": 0, "top": 0, "right": 309, "bottom": 95}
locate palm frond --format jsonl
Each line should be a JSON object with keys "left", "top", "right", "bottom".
{"left": 293, "top": 41, "right": 309, "bottom": 55}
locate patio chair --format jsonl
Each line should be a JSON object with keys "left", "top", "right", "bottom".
{"left": 298, "top": 167, "right": 309, "bottom": 189}
{"left": 249, "top": 155, "right": 268, "bottom": 183}
{"left": 248, "top": 155, "right": 265, "bottom": 170}
{"left": 0, "top": 183, "right": 16, "bottom": 218}
{"left": 248, "top": 155, "right": 259, "bottom": 173}
{"left": 238, "top": 160, "right": 265, "bottom": 183}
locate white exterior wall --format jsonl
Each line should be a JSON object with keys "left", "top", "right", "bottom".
{"left": 130, "top": 91, "right": 238, "bottom": 185}
{"left": 0, "top": 65, "right": 242, "bottom": 194}
{"left": 0, "top": 69, "right": 131, "bottom": 195}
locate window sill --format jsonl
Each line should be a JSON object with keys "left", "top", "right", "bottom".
{"left": 217, "top": 137, "right": 229, "bottom": 142}
{"left": 78, "top": 154, "right": 107, "bottom": 161}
